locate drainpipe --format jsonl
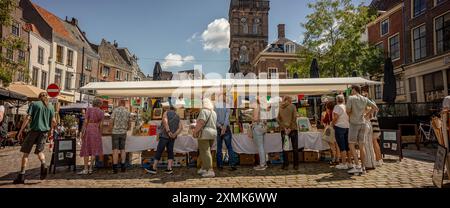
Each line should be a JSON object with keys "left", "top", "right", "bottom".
{"left": 79, "top": 47, "right": 85, "bottom": 102}
{"left": 28, "top": 29, "right": 32, "bottom": 84}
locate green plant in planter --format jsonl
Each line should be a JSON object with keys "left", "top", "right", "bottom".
{"left": 62, "top": 115, "right": 77, "bottom": 136}
{"left": 141, "top": 110, "right": 152, "bottom": 124}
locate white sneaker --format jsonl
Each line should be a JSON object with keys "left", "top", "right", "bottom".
{"left": 253, "top": 165, "right": 267, "bottom": 171}
{"left": 197, "top": 169, "right": 207, "bottom": 175}
{"left": 335, "top": 163, "right": 349, "bottom": 170}
{"left": 77, "top": 169, "right": 89, "bottom": 175}
{"left": 347, "top": 163, "right": 354, "bottom": 169}
{"left": 378, "top": 160, "right": 384, "bottom": 166}
{"left": 347, "top": 167, "right": 363, "bottom": 174}
{"left": 201, "top": 170, "right": 215, "bottom": 178}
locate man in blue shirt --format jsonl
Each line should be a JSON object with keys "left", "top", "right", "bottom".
{"left": 215, "top": 95, "right": 237, "bottom": 171}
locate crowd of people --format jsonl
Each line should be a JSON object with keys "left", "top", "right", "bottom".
{"left": 10, "top": 84, "right": 383, "bottom": 183}
{"left": 321, "top": 85, "right": 383, "bottom": 174}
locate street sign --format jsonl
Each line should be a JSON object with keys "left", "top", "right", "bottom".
{"left": 47, "top": 84, "right": 60, "bottom": 98}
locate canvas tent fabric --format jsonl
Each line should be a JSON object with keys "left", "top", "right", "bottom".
{"left": 80, "top": 77, "right": 381, "bottom": 98}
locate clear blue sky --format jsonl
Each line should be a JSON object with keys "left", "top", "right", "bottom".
{"left": 32, "top": 0, "right": 366, "bottom": 77}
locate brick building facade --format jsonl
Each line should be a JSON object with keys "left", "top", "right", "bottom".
{"left": 229, "top": 0, "right": 270, "bottom": 75}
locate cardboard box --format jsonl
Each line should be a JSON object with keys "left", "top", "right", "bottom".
{"left": 320, "top": 150, "right": 332, "bottom": 161}
{"left": 269, "top": 152, "right": 283, "bottom": 164}
{"left": 304, "top": 151, "right": 320, "bottom": 162}
{"left": 239, "top": 154, "right": 255, "bottom": 166}
{"left": 287, "top": 151, "right": 304, "bottom": 163}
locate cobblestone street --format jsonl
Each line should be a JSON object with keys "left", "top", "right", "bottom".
{"left": 0, "top": 146, "right": 445, "bottom": 188}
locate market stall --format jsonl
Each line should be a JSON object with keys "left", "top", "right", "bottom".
{"left": 82, "top": 77, "right": 381, "bottom": 165}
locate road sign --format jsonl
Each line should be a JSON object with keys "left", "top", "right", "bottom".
{"left": 47, "top": 84, "right": 60, "bottom": 98}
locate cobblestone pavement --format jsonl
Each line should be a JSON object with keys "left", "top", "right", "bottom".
{"left": 0, "top": 146, "right": 446, "bottom": 188}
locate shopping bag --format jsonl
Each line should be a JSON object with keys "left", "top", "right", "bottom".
{"left": 322, "top": 125, "right": 335, "bottom": 143}
{"left": 283, "top": 135, "right": 290, "bottom": 151}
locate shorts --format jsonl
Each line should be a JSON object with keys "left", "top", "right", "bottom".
{"left": 334, "top": 126, "right": 349, "bottom": 152}
{"left": 349, "top": 123, "right": 366, "bottom": 144}
{"left": 20, "top": 131, "right": 48, "bottom": 154}
{"left": 112, "top": 134, "right": 127, "bottom": 150}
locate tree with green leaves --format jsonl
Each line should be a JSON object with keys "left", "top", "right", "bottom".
{"left": 288, "top": 0, "right": 384, "bottom": 78}
{"left": 0, "top": 0, "right": 28, "bottom": 87}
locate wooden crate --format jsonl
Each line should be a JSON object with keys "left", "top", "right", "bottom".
{"left": 304, "top": 151, "right": 320, "bottom": 162}
{"left": 287, "top": 151, "right": 304, "bottom": 163}
{"left": 239, "top": 154, "right": 256, "bottom": 166}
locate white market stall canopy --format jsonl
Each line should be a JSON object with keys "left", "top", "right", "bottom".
{"left": 80, "top": 77, "right": 381, "bottom": 98}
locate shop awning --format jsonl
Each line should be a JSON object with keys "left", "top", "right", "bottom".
{"left": 0, "top": 88, "right": 27, "bottom": 101}
{"left": 80, "top": 77, "right": 381, "bottom": 98}
{"left": 7, "top": 82, "right": 74, "bottom": 102}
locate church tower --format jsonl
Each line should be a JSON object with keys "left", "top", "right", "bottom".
{"left": 229, "top": 0, "right": 269, "bottom": 74}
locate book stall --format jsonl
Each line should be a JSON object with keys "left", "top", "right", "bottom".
{"left": 81, "top": 78, "right": 381, "bottom": 168}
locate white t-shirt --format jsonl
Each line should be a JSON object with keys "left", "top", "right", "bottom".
{"left": 333, "top": 104, "right": 349, "bottom": 129}
{"left": 0, "top": 105, "right": 4, "bottom": 113}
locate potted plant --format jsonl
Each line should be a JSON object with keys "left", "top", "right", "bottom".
{"left": 62, "top": 115, "right": 77, "bottom": 137}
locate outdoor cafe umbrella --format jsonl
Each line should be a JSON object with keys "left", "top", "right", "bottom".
{"left": 310, "top": 58, "right": 320, "bottom": 78}
{"left": 0, "top": 88, "right": 27, "bottom": 101}
{"left": 229, "top": 60, "right": 240, "bottom": 74}
{"left": 153, "top": 62, "right": 163, "bottom": 81}
{"left": 382, "top": 57, "right": 396, "bottom": 103}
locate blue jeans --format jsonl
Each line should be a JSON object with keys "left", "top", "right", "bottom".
{"left": 216, "top": 126, "right": 237, "bottom": 167}
{"left": 253, "top": 124, "right": 266, "bottom": 166}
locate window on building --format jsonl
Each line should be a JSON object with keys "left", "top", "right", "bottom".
{"left": 396, "top": 77, "right": 405, "bottom": 95}
{"left": 389, "top": 34, "right": 400, "bottom": 60}
{"left": 413, "top": 0, "right": 427, "bottom": 17}
{"left": 435, "top": 0, "right": 446, "bottom": 6}
{"left": 285, "top": 43, "right": 296, "bottom": 54}
{"left": 67, "top": 50, "right": 73, "bottom": 67}
{"left": 12, "top": 22, "right": 20, "bottom": 36}
{"left": 241, "top": 18, "right": 248, "bottom": 34}
{"left": 38, "top": 47, "right": 44, "bottom": 65}
{"left": 435, "top": 12, "right": 450, "bottom": 54}
{"left": 56, "top": 45, "right": 64, "bottom": 63}
{"left": 115, "top": 70, "right": 121, "bottom": 80}
{"left": 409, "top": 78, "right": 417, "bottom": 102}
{"left": 18, "top": 50, "right": 25, "bottom": 62}
{"left": 125, "top": 73, "right": 129, "bottom": 81}
{"left": 253, "top": 18, "right": 260, "bottom": 35}
{"left": 375, "top": 84, "right": 382, "bottom": 100}
{"left": 65, "top": 72, "right": 72, "bottom": 90}
{"left": 268, "top": 68, "right": 278, "bottom": 79}
{"left": 102, "top": 66, "right": 110, "bottom": 78}
{"left": 80, "top": 74, "right": 87, "bottom": 87}
{"left": 6, "top": 48, "right": 13, "bottom": 61}
{"left": 32, "top": 67, "right": 39, "bottom": 87}
{"left": 86, "top": 58, "right": 92, "bottom": 71}
{"left": 423, "top": 71, "right": 444, "bottom": 102}
{"left": 40, "top": 71, "right": 47, "bottom": 90}
{"left": 381, "top": 19, "right": 389, "bottom": 36}
{"left": 54, "top": 68, "right": 62, "bottom": 87}
{"left": 239, "top": 46, "right": 249, "bottom": 64}
{"left": 90, "top": 76, "right": 96, "bottom": 82}
{"left": 413, "top": 25, "right": 426, "bottom": 61}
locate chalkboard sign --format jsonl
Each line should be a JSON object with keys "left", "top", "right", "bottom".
{"left": 432, "top": 144, "right": 447, "bottom": 188}
{"left": 380, "top": 129, "right": 402, "bottom": 161}
{"left": 50, "top": 138, "right": 76, "bottom": 173}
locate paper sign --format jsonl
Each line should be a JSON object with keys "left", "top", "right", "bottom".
{"left": 58, "top": 140, "right": 73, "bottom": 151}
{"left": 391, "top": 143, "right": 397, "bottom": 151}
{"left": 58, "top": 152, "right": 64, "bottom": 160}
{"left": 383, "top": 131, "right": 397, "bottom": 141}
{"left": 66, "top": 152, "right": 73, "bottom": 158}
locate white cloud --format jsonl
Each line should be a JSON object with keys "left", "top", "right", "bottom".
{"left": 187, "top": 33, "right": 198, "bottom": 43}
{"left": 201, "top": 18, "right": 230, "bottom": 52}
{"left": 161, "top": 53, "right": 195, "bottom": 69}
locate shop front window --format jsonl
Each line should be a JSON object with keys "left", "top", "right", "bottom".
{"left": 423, "top": 71, "right": 444, "bottom": 102}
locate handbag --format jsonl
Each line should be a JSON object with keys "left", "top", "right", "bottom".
{"left": 322, "top": 125, "right": 335, "bottom": 143}
{"left": 282, "top": 135, "right": 290, "bottom": 151}
{"left": 193, "top": 110, "right": 212, "bottom": 139}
